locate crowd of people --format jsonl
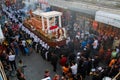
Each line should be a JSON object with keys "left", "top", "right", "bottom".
{"left": 0, "top": 2, "right": 120, "bottom": 80}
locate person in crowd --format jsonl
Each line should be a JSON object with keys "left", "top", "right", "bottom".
{"left": 84, "top": 44, "right": 91, "bottom": 59}
{"left": 19, "top": 41, "right": 25, "bottom": 55}
{"left": 26, "top": 38, "right": 33, "bottom": 54}
{"left": 98, "top": 45, "right": 105, "bottom": 60}
{"left": 109, "top": 64, "right": 119, "bottom": 78}
{"left": 0, "top": 50, "right": 8, "bottom": 62}
{"left": 59, "top": 55, "right": 67, "bottom": 66}
{"left": 74, "top": 38, "right": 80, "bottom": 51}
{"left": 116, "top": 46, "right": 120, "bottom": 54}
{"left": 62, "top": 63, "right": 70, "bottom": 77}
{"left": 78, "top": 58, "right": 88, "bottom": 79}
{"left": 93, "top": 55, "right": 100, "bottom": 68}
{"left": 36, "top": 42, "right": 41, "bottom": 54}
{"left": 24, "top": 46, "right": 29, "bottom": 56}
{"left": 68, "top": 53, "right": 76, "bottom": 64}
{"left": 105, "top": 49, "right": 112, "bottom": 64}
{"left": 68, "top": 39, "right": 74, "bottom": 53}
{"left": 61, "top": 76, "right": 67, "bottom": 80}
{"left": 109, "top": 58, "right": 117, "bottom": 68}
{"left": 53, "top": 74, "right": 60, "bottom": 80}
{"left": 8, "top": 51, "right": 17, "bottom": 71}
{"left": 86, "top": 57, "right": 92, "bottom": 76}
{"left": 81, "top": 39, "right": 87, "bottom": 50}
{"left": 70, "top": 61, "right": 78, "bottom": 79}
{"left": 18, "top": 60, "right": 26, "bottom": 73}
{"left": 50, "top": 53, "right": 58, "bottom": 72}
{"left": 16, "top": 69, "right": 26, "bottom": 80}
{"left": 13, "top": 39, "right": 19, "bottom": 56}
{"left": 112, "top": 37, "right": 120, "bottom": 49}
{"left": 92, "top": 37, "right": 99, "bottom": 55}
{"left": 111, "top": 49, "right": 117, "bottom": 58}
{"left": 44, "top": 69, "right": 50, "bottom": 78}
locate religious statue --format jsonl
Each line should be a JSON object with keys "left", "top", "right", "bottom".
{"left": 57, "top": 28, "right": 65, "bottom": 41}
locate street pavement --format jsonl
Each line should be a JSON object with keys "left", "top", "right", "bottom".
{"left": 9, "top": 50, "right": 62, "bottom": 80}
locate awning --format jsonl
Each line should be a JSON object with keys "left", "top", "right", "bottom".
{"left": 95, "top": 11, "right": 120, "bottom": 28}
{"left": 39, "top": 11, "right": 62, "bottom": 18}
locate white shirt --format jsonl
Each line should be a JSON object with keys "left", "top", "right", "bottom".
{"left": 34, "top": 36, "right": 38, "bottom": 42}
{"left": 22, "top": 40, "right": 26, "bottom": 47}
{"left": 71, "top": 64, "right": 78, "bottom": 75}
{"left": 76, "top": 35, "right": 80, "bottom": 39}
{"left": 93, "top": 40, "right": 98, "bottom": 49}
{"left": 9, "top": 55, "right": 15, "bottom": 61}
{"left": 42, "top": 42, "right": 45, "bottom": 47}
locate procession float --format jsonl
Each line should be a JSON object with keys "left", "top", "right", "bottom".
{"left": 23, "top": 8, "right": 67, "bottom": 47}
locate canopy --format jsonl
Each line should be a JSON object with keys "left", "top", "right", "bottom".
{"left": 40, "top": 11, "right": 62, "bottom": 18}
{"left": 32, "top": 10, "right": 62, "bottom": 18}
{"left": 0, "top": 25, "right": 4, "bottom": 43}
{"left": 95, "top": 11, "right": 120, "bottom": 28}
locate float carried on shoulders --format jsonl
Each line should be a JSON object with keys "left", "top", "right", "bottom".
{"left": 23, "top": 9, "right": 67, "bottom": 47}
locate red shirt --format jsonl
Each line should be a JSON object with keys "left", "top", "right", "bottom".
{"left": 59, "top": 57, "right": 67, "bottom": 66}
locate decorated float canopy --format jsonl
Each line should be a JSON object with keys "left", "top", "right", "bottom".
{"left": 32, "top": 10, "right": 63, "bottom": 32}
{"left": 39, "top": 11, "right": 62, "bottom": 18}
{"left": 32, "top": 10, "right": 62, "bottom": 18}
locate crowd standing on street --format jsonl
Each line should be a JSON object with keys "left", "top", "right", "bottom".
{"left": 0, "top": 1, "right": 120, "bottom": 80}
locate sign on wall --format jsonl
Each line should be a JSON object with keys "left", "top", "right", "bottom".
{"left": 95, "top": 11, "right": 120, "bottom": 28}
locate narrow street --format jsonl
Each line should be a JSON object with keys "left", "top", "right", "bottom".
{"left": 10, "top": 51, "right": 62, "bottom": 80}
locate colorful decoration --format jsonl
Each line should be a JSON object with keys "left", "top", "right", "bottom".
{"left": 50, "top": 25, "right": 58, "bottom": 30}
